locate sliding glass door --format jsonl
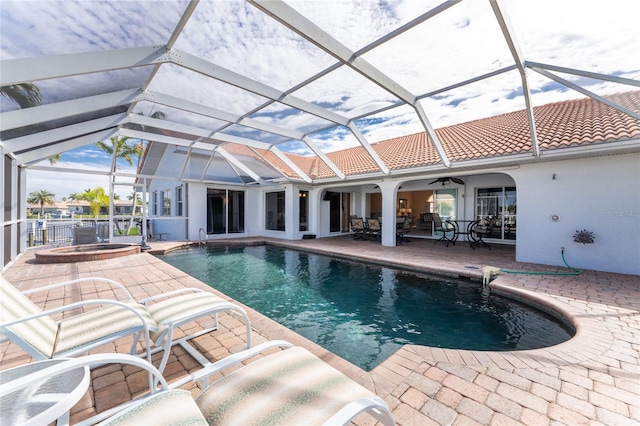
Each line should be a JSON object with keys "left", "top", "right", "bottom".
{"left": 475, "top": 187, "right": 516, "bottom": 240}
{"left": 207, "top": 188, "right": 245, "bottom": 234}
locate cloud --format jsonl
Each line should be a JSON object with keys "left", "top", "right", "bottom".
{"left": 5, "top": 0, "right": 639, "bottom": 195}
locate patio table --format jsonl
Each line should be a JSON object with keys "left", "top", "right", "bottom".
{"left": 0, "top": 359, "right": 90, "bottom": 425}
{"left": 446, "top": 219, "right": 479, "bottom": 247}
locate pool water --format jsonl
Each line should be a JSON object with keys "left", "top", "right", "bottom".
{"left": 158, "top": 245, "right": 574, "bottom": 371}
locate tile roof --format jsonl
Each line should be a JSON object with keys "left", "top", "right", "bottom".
{"left": 188, "top": 91, "right": 639, "bottom": 182}
{"left": 277, "top": 91, "right": 640, "bottom": 179}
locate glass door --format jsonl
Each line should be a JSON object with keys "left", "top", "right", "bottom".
{"left": 475, "top": 187, "right": 516, "bottom": 240}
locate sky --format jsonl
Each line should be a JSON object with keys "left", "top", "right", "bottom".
{"left": 1, "top": 0, "right": 638, "bottom": 200}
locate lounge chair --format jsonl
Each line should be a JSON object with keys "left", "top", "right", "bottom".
{"left": 0, "top": 342, "right": 395, "bottom": 426}
{"left": 0, "top": 276, "right": 252, "bottom": 377}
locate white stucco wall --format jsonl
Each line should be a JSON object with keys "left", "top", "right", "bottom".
{"left": 153, "top": 146, "right": 639, "bottom": 275}
{"left": 510, "top": 153, "right": 640, "bottom": 275}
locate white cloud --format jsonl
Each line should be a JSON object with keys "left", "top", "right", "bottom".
{"left": 5, "top": 0, "right": 639, "bottom": 193}
{"left": 26, "top": 160, "right": 137, "bottom": 201}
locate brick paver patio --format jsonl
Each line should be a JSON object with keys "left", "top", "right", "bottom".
{"left": 1, "top": 236, "right": 638, "bottom": 425}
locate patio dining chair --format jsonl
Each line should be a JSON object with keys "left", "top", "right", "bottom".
{"left": 366, "top": 217, "right": 382, "bottom": 242}
{"left": 0, "top": 276, "right": 252, "bottom": 377}
{"left": 0, "top": 342, "right": 395, "bottom": 426}
{"left": 432, "top": 213, "right": 455, "bottom": 246}
{"left": 396, "top": 216, "right": 412, "bottom": 245}
{"left": 350, "top": 217, "right": 367, "bottom": 240}
{"left": 471, "top": 217, "right": 498, "bottom": 249}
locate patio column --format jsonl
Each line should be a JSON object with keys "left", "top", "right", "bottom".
{"left": 377, "top": 181, "right": 400, "bottom": 247}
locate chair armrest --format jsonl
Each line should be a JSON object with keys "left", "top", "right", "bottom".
{"left": 191, "top": 340, "right": 294, "bottom": 391}
{"left": 0, "top": 299, "right": 155, "bottom": 333}
{"left": 138, "top": 287, "right": 205, "bottom": 304}
{"left": 322, "top": 396, "right": 395, "bottom": 426}
{"left": 0, "top": 353, "right": 168, "bottom": 396}
{"left": 21, "top": 277, "right": 134, "bottom": 301}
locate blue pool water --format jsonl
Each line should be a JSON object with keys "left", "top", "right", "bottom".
{"left": 158, "top": 245, "right": 574, "bottom": 371}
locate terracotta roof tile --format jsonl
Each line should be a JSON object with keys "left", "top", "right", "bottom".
{"left": 180, "top": 91, "right": 640, "bottom": 182}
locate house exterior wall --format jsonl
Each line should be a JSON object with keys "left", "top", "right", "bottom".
{"left": 146, "top": 153, "right": 188, "bottom": 241}
{"left": 510, "top": 153, "right": 639, "bottom": 275}
{"left": 151, "top": 146, "right": 639, "bottom": 275}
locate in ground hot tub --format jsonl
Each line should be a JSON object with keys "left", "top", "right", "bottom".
{"left": 35, "top": 244, "right": 141, "bottom": 264}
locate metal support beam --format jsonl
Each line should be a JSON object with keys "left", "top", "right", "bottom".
{"left": 525, "top": 61, "right": 640, "bottom": 88}
{"left": 2, "top": 114, "right": 126, "bottom": 153}
{"left": 347, "top": 122, "right": 390, "bottom": 174}
{"left": 0, "top": 46, "right": 169, "bottom": 85}
{"left": 490, "top": 0, "right": 540, "bottom": 156}
{"left": 248, "top": 0, "right": 451, "bottom": 167}
{"left": 0, "top": 89, "right": 142, "bottom": 131}
{"left": 216, "top": 146, "right": 264, "bottom": 184}
{"left": 270, "top": 146, "right": 312, "bottom": 183}
{"left": 144, "top": 90, "right": 304, "bottom": 140}
{"left": 529, "top": 67, "right": 640, "bottom": 120}
{"left": 14, "top": 129, "right": 117, "bottom": 165}
{"left": 302, "top": 136, "right": 345, "bottom": 180}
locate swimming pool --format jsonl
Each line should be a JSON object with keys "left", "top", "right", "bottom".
{"left": 158, "top": 245, "right": 574, "bottom": 371}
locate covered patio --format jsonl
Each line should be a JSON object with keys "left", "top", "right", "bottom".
{"left": 1, "top": 237, "right": 638, "bottom": 425}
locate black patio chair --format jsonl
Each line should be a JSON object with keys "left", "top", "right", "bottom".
{"left": 396, "top": 216, "right": 412, "bottom": 245}
{"left": 432, "top": 213, "right": 455, "bottom": 246}
{"left": 350, "top": 217, "right": 367, "bottom": 240}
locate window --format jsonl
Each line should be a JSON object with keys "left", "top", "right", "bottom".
{"left": 475, "top": 187, "right": 516, "bottom": 240}
{"left": 176, "top": 186, "right": 183, "bottom": 216}
{"left": 206, "top": 188, "right": 245, "bottom": 234}
{"left": 152, "top": 191, "right": 158, "bottom": 216}
{"left": 162, "top": 190, "right": 171, "bottom": 216}
{"left": 299, "top": 190, "right": 308, "bottom": 231}
{"left": 265, "top": 191, "right": 285, "bottom": 231}
{"left": 430, "top": 189, "right": 457, "bottom": 221}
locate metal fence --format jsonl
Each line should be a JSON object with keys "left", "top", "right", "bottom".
{"left": 28, "top": 223, "right": 74, "bottom": 246}
{"left": 27, "top": 219, "right": 140, "bottom": 247}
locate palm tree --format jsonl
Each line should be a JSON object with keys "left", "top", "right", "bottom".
{"left": 0, "top": 83, "right": 42, "bottom": 108}
{"left": 48, "top": 154, "right": 61, "bottom": 165}
{"left": 2, "top": 83, "right": 62, "bottom": 165}
{"left": 95, "top": 136, "right": 143, "bottom": 166}
{"left": 81, "top": 187, "right": 109, "bottom": 218}
{"left": 27, "top": 189, "right": 56, "bottom": 216}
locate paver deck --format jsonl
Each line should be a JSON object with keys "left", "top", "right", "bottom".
{"left": 1, "top": 236, "right": 638, "bottom": 425}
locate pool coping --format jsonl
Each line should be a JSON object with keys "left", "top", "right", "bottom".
{"left": 4, "top": 237, "right": 639, "bottom": 425}
{"left": 155, "top": 241, "right": 612, "bottom": 373}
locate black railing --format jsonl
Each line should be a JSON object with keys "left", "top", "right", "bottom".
{"left": 28, "top": 223, "right": 74, "bottom": 246}
{"left": 27, "top": 219, "right": 141, "bottom": 247}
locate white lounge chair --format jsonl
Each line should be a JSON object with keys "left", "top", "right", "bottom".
{"left": 0, "top": 342, "right": 395, "bottom": 426}
{"left": 0, "top": 276, "right": 252, "bottom": 377}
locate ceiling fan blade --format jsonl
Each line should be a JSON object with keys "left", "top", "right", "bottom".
{"left": 428, "top": 179, "right": 439, "bottom": 185}
{"left": 450, "top": 177, "right": 465, "bottom": 185}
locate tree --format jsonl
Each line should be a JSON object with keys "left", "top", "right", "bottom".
{"left": 0, "top": 83, "right": 42, "bottom": 108}
{"left": 27, "top": 189, "right": 56, "bottom": 216}
{"left": 81, "top": 187, "right": 109, "bottom": 218}
{"left": 95, "top": 136, "right": 143, "bottom": 166}
{"left": 48, "top": 154, "right": 61, "bottom": 165}
{"left": 2, "top": 83, "right": 62, "bottom": 165}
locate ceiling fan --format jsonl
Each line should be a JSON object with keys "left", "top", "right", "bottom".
{"left": 428, "top": 177, "right": 464, "bottom": 186}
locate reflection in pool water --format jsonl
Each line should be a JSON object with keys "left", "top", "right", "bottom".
{"left": 158, "top": 245, "right": 574, "bottom": 371}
